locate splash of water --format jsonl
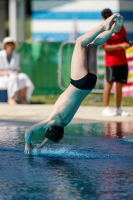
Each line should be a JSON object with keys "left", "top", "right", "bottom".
{"left": 31, "top": 147, "right": 85, "bottom": 158}
{"left": 123, "top": 138, "right": 133, "bottom": 143}
{"left": 31, "top": 147, "right": 117, "bottom": 159}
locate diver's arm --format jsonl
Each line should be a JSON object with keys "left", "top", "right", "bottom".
{"left": 25, "top": 119, "right": 53, "bottom": 144}
{"left": 24, "top": 119, "right": 55, "bottom": 154}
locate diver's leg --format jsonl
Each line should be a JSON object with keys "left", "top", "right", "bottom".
{"left": 71, "top": 14, "right": 120, "bottom": 79}
{"left": 92, "top": 16, "right": 124, "bottom": 46}
{"left": 79, "top": 13, "right": 119, "bottom": 47}
{"left": 24, "top": 119, "right": 55, "bottom": 154}
{"left": 92, "top": 28, "right": 114, "bottom": 47}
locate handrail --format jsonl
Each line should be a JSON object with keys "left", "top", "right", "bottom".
{"left": 57, "top": 41, "right": 111, "bottom": 94}
{"left": 58, "top": 40, "right": 75, "bottom": 91}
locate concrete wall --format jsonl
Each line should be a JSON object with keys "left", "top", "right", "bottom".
{"left": 31, "top": 0, "right": 133, "bottom": 42}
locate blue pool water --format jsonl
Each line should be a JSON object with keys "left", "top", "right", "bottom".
{"left": 0, "top": 122, "right": 133, "bottom": 200}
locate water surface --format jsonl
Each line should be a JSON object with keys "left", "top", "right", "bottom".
{"left": 0, "top": 122, "right": 133, "bottom": 200}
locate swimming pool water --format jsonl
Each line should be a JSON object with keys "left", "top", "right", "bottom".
{"left": 0, "top": 122, "right": 133, "bottom": 200}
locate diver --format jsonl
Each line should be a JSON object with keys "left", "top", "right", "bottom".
{"left": 25, "top": 14, "right": 124, "bottom": 154}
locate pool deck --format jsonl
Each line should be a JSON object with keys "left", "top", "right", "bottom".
{"left": 0, "top": 103, "right": 132, "bottom": 124}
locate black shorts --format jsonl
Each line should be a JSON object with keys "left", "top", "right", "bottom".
{"left": 106, "top": 64, "right": 128, "bottom": 83}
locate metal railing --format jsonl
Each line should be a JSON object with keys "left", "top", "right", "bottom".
{"left": 58, "top": 40, "right": 105, "bottom": 93}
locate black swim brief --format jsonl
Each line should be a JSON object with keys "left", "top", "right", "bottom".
{"left": 70, "top": 72, "right": 97, "bottom": 90}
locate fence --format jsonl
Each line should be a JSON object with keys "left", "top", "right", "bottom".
{"left": 13, "top": 42, "right": 133, "bottom": 96}
{"left": 16, "top": 42, "right": 62, "bottom": 95}
{"left": 58, "top": 41, "right": 105, "bottom": 93}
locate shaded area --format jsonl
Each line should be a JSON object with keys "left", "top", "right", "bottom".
{"left": 0, "top": 122, "right": 133, "bottom": 200}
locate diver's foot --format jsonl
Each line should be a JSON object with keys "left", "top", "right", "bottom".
{"left": 8, "top": 98, "right": 18, "bottom": 105}
{"left": 103, "top": 13, "right": 120, "bottom": 30}
{"left": 111, "top": 15, "right": 124, "bottom": 32}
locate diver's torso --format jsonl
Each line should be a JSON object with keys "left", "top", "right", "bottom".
{"left": 50, "top": 85, "right": 90, "bottom": 126}
{"left": 50, "top": 44, "right": 97, "bottom": 126}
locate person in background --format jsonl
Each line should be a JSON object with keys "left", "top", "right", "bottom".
{"left": 101, "top": 8, "right": 133, "bottom": 116}
{"left": 0, "top": 37, "right": 34, "bottom": 105}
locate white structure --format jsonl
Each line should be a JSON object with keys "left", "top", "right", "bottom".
{"left": 0, "top": 1, "right": 6, "bottom": 41}
{"left": 31, "top": 0, "right": 133, "bottom": 42}
{"left": 9, "top": 0, "right": 25, "bottom": 41}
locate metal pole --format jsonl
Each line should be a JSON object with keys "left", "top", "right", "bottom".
{"left": 58, "top": 41, "right": 113, "bottom": 94}
{"left": 9, "top": 0, "right": 17, "bottom": 40}
{"left": 58, "top": 40, "right": 75, "bottom": 91}
{"left": 0, "top": 1, "right": 6, "bottom": 41}
{"left": 17, "top": 0, "right": 25, "bottom": 41}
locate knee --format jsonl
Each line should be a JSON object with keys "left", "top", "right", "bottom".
{"left": 116, "top": 82, "right": 122, "bottom": 89}
{"left": 116, "top": 82, "right": 122, "bottom": 86}
{"left": 9, "top": 74, "right": 18, "bottom": 81}
{"left": 75, "top": 37, "right": 82, "bottom": 45}
{"left": 76, "top": 36, "right": 87, "bottom": 48}
{"left": 105, "top": 82, "right": 113, "bottom": 90}
{"left": 18, "top": 73, "right": 28, "bottom": 80}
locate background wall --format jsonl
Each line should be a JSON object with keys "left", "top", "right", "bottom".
{"left": 31, "top": 0, "right": 133, "bottom": 42}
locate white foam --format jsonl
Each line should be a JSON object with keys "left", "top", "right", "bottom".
{"left": 31, "top": 147, "right": 85, "bottom": 158}
{"left": 31, "top": 147, "right": 116, "bottom": 159}
{"left": 124, "top": 139, "right": 133, "bottom": 143}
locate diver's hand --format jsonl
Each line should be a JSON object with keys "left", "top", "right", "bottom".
{"left": 24, "top": 143, "right": 34, "bottom": 155}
